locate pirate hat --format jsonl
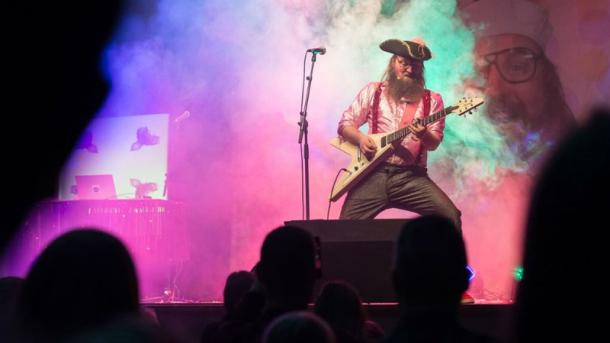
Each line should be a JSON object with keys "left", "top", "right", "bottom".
{"left": 380, "top": 38, "right": 432, "bottom": 61}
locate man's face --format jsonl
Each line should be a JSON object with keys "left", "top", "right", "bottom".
{"left": 392, "top": 55, "right": 423, "bottom": 80}
{"left": 475, "top": 34, "right": 546, "bottom": 133}
{"left": 387, "top": 55, "right": 425, "bottom": 102}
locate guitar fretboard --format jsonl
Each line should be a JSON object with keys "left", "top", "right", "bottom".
{"left": 381, "top": 105, "right": 458, "bottom": 147}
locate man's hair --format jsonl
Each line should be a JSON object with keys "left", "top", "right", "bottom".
{"left": 314, "top": 281, "right": 366, "bottom": 338}
{"left": 257, "top": 226, "right": 317, "bottom": 305}
{"left": 393, "top": 215, "right": 468, "bottom": 306}
{"left": 17, "top": 229, "right": 139, "bottom": 339}
{"left": 262, "top": 311, "right": 335, "bottom": 343}
{"left": 223, "top": 271, "right": 255, "bottom": 314}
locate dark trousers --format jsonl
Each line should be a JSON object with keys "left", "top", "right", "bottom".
{"left": 339, "top": 164, "right": 461, "bottom": 231}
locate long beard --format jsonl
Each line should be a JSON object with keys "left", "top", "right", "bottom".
{"left": 485, "top": 95, "right": 533, "bottom": 142}
{"left": 485, "top": 96, "right": 549, "bottom": 163}
{"left": 387, "top": 72, "right": 424, "bottom": 103}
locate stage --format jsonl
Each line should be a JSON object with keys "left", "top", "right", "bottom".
{"left": 5, "top": 203, "right": 517, "bottom": 303}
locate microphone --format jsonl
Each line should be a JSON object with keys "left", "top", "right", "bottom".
{"left": 174, "top": 110, "right": 191, "bottom": 124}
{"left": 307, "top": 47, "right": 326, "bottom": 55}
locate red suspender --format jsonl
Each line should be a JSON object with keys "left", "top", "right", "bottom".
{"left": 422, "top": 89, "right": 431, "bottom": 117}
{"left": 371, "top": 83, "right": 383, "bottom": 134}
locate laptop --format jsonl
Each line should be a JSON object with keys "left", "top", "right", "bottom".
{"left": 74, "top": 174, "right": 117, "bottom": 200}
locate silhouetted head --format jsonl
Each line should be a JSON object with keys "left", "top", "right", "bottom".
{"left": 314, "top": 281, "right": 366, "bottom": 339}
{"left": 516, "top": 107, "right": 610, "bottom": 342}
{"left": 223, "top": 270, "right": 255, "bottom": 316}
{"left": 262, "top": 311, "right": 335, "bottom": 343}
{"left": 0, "top": 276, "right": 23, "bottom": 311}
{"left": 3, "top": 1, "right": 124, "bottom": 255}
{"left": 393, "top": 215, "right": 469, "bottom": 312}
{"left": 257, "top": 226, "right": 317, "bottom": 310}
{"left": 17, "top": 229, "right": 139, "bottom": 340}
{"left": 0, "top": 276, "right": 24, "bottom": 340}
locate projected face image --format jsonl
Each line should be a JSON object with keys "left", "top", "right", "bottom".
{"left": 472, "top": 34, "right": 575, "bottom": 162}
{"left": 475, "top": 35, "right": 545, "bottom": 134}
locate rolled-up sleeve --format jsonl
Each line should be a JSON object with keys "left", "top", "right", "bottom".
{"left": 338, "top": 82, "right": 379, "bottom": 136}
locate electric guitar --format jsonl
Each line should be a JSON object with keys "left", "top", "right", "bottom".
{"left": 329, "top": 96, "right": 484, "bottom": 202}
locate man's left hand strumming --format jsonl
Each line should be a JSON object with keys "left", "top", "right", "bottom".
{"left": 407, "top": 121, "right": 426, "bottom": 142}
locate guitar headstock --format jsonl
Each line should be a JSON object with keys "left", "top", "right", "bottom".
{"left": 456, "top": 96, "right": 484, "bottom": 116}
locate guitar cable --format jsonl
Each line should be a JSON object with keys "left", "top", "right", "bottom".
{"left": 327, "top": 168, "right": 350, "bottom": 220}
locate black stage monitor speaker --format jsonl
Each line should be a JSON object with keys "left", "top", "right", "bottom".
{"left": 285, "top": 219, "right": 408, "bottom": 303}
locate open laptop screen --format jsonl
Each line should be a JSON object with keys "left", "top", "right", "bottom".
{"left": 74, "top": 174, "right": 117, "bottom": 200}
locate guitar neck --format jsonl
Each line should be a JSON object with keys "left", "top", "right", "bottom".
{"left": 382, "top": 105, "right": 458, "bottom": 146}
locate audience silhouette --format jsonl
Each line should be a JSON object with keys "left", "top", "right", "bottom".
{"left": 210, "top": 225, "right": 318, "bottom": 343}
{"left": 202, "top": 271, "right": 257, "bottom": 342}
{"left": 314, "top": 281, "right": 384, "bottom": 343}
{"left": 262, "top": 311, "right": 335, "bottom": 343}
{"left": 514, "top": 107, "right": 610, "bottom": 342}
{"left": 2, "top": 2, "right": 124, "bottom": 255}
{"left": 256, "top": 226, "right": 318, "bottom": 324}
{"left": 15, "top": 229, "right": 174, "bottom": 342}
{"left": 223, "top": 271, "right": 257, "bottom": 319}
{"left": 384, "top": 215, "right": 491, "bottom": 343}
{"left": 0, "top": 276, "right": 24, "bottom": 342}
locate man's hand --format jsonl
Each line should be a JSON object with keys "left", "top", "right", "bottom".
{"left": 407, "top": 121, "right": 427, "bottom": 141}
{"left": 358, "top": 135, "right": 377, "bottom": 160}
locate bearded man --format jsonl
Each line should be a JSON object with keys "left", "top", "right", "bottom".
{"left": 337, "top": 38, "right": 461, "bottom": 231}
{"left": 459, "top": 0, "right": 575, "bottom": 167}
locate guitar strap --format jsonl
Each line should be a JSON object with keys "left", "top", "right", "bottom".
{"left": 414, "top": 90, "right": 431, "bottom": 166}
{"left": 399, "top": 90, "right": 431, "bottom": 128}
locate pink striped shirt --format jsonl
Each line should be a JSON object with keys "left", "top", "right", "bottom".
{"left": 338, "top": 81, "right": 445, "bottom": 167}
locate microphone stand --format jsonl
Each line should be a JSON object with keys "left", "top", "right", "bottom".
{"left": 298, "top": 52, "right": 318, "bottom": 220}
